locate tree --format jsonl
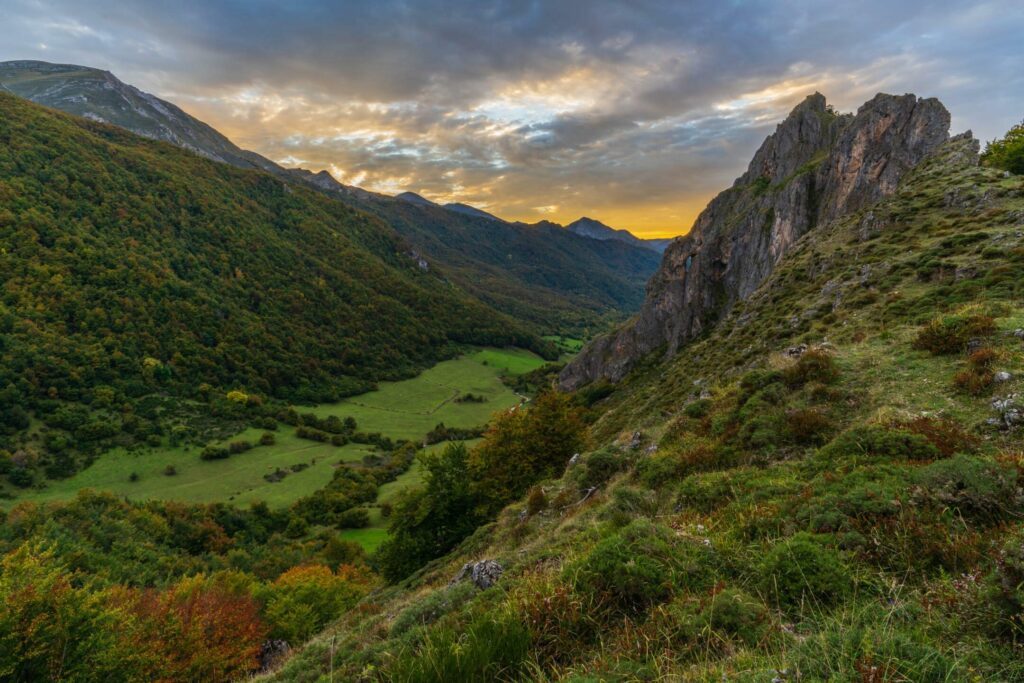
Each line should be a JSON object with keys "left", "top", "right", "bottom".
{"left": 376, "top": 443, "right": 482, "bottom": 581}
{"left": 260, "top": 564, "right": 372, "bottom": 642}
{"left": 469, "top": 391, "right": 585, "bottom": 514}
{"left": 982, "top": 121, "right": 1024, "bottom": 174}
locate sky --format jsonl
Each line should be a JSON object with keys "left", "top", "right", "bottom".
{"left": 2, "top": 1, "right": 1023, "bottom": 237}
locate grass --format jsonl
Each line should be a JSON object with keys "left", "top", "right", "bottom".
{"left": 5, "top": 348, "right": 544, "bottom": 511}
{"left": 307, "top": 349, "right": 544, "bottom": 442}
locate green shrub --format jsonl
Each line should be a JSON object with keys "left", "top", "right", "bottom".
{"left": 814, "top": 425, "right": 939, "bottom": 470}
{"left": 663, "top": 588, "right": 771, "bottom": 651}
{"left": 914, "top": 455, "right": 1019, "bottom": 523}
{"left": 572, "top": 447, "right": 626, "bottom": 490}
{"left": 566, "top": 519, "right": 677, "bottom": 613}
{"left": 684, "top": 399, "right": 712, "bottom": 419}
{"left": 335, "top": 507, "right": 371, "bottom": 529}
{"left": 912, "top": 313, "right": 996, "bottom": 354}
{"left": 199, "top": 445, "right": 229, "bottom": 461}
{"left": 389, "top": 581, "right": 478, "bottom": 637}
{"left": 387, "top": 611, "right": 530, "bottom": 683}
{"left": 758, "top": 533, "right": 851, "bottom": 611}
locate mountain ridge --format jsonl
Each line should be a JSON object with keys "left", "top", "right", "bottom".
{"left": 0, "top": 59, "right": 661, "bottom": 333}
{"left": 561, "top": 92, "right": 952, "bottom": 389}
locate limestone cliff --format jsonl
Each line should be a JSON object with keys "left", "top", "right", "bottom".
{"left": 560, "top": 92, "right": 951, "bottom": 389}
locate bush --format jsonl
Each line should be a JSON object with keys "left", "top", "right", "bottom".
{"left": 526, "top": 486, "right": 548, "bottom": 515}
{"left": 566, "top": 519, "right": 679, "bottom": 613}
{"left": 912, "top": 313, "right": 996, "bottom": 354}
{"left": 814, "top": 425, "right": 939, "bottom": 470}
{"left": 758, "top": 533, "right": 851, "bottom": 611}
{"left": 663, "top": 588, "right": 771, "bottom": 651}
{"left": 954, "top": 347, "right": 997, "bottom": 396}
{"left": 335, "top": 507, "right": 370, "bottom": 529}
{"left": 163, "top": 465, "right": 177, "bottom": 476}
{"left": 914, "top": 455, "right": 1019, "bottom": 523}
{"left": 991, "top": 525, "right": 1024, "bottom": 635}
{"left": 684, "top": 399, "right": 712, "bottom": 419}
{"left": 783, "top": 349, "right": 839, "bottom": 387}
{"left": 786, "top": 408, "right": 833, "bottom": 445}
{"left": 259, "top": 432, "right": 276, "bottom": 446}
{"left": 228, "top": 440, "right": 252, "bottom": 455}
{"left": 199, "top": 446, "right": 230, "bottom": 461}
{"left": 571, "top": 448, "right": 626, "bottom": 489}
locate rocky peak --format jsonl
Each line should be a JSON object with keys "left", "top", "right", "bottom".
{"left": 560, "top": 93, "right": 951, "bottom": 390}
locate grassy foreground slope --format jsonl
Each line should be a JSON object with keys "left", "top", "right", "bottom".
{"left": 266, "top": 137, "right": 1024, "bottom": 680}
{"left": 0, "top": 92, "right": 552, "bottom": 486}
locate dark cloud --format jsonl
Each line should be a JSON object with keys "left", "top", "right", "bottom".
{"left": 2, "top": 0, "right": 1022, "bottom": 234}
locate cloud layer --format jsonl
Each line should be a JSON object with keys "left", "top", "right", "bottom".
{"left": 2, "top": 0, "right": 1022, "bottom": 236}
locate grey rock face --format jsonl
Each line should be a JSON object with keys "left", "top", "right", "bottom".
{"left": 560, "top": 93, "right": 952, "bottom": 390}
{"left": 451, "top": 559, "right": 504, "bottom": 590}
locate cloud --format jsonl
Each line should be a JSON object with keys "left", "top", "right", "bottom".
{"left": 1, "top": 0, "right": 1022, "bottom": 236}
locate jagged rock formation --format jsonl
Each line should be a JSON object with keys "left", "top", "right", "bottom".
{"left": 560, "top": 92, "right": 951, "bottom": 389}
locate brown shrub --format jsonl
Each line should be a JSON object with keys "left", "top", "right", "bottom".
{"left": 786, "top": 408, "right": 833, "bottom": 445}
{"left": 912, "top": 313, "right": 996, "bottom": 354}
{"left": 783, "top": 349, "right": 840, "bottom": 387}
{"left": 891, "top": 416, "right": 978, "bottom": 458}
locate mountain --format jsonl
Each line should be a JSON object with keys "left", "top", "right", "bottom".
{"left": 443, "top": 202, "right": 504, "bottom": 222}
{"left": 567, "top": 216, "right": 673, "bottom": 253}
{"left": 0, "top": 60, "right": 661, "bottom": 333}
{"left": 0, "top": 91, "right": 552, "bottom": 479}
{"left": 561, "top": 92, "right": 951, "bottom": 389}
{"left": 265, "top": 103, "right": 1024, "bottom": 680}
{"left": 0, "top": 60, "right": 284, "bottom": 173}
{"left": 395, "top": 191, "right": 437, "bottom": 207}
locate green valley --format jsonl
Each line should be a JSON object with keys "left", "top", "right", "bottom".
{"left": 3, "top": 347, "right": 546, "bottom": 512}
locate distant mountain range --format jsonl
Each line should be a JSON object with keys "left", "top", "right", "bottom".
{"left": 393, "top": 191, "right": 671, "bottom": 253}
{"left": 0, "top": 60, "right": 665, "bottom": 331}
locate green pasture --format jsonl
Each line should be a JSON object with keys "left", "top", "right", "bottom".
{"left": 6, "top": 348, "right": 544, "bottom": 513}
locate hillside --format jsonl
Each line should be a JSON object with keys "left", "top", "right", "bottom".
{"left": 0, "top": 92, "right": 552, "bottom": 485}
{"left": 0, "top": 60, "right": 662, "bottom": 333}
{"left": 347, "top": 194, "right": 664, "bottom": 330}
{"left": 261, "top": 104, "right": 1024, "bottom": 681}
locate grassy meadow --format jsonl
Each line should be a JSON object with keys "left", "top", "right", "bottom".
{"left": 4, "top": 348, "right": 545, "bottom": 513}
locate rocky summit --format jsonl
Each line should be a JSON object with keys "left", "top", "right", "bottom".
{"left": 561, "top": 92, "right": 951, "bottom": 389}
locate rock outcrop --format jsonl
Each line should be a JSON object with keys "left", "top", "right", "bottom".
{"left": 560, "top": 92, "right": 951, "bottom": 390}
{"left": 450, "top": 559, "right": 504, "bottom": 589}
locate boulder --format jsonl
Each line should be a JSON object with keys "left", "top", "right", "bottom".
{"left": 451, "top": 559, "right": 504, "bottom": 590}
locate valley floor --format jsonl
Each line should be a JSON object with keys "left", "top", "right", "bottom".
{"left": 2, "top": 348, "right": 546, "bottom": 550}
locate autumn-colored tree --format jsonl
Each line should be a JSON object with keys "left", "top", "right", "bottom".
{"left": 259, "top": 564, "right": 373, "bottom": 642}
{"left": 469, "top": 391, "right": 586, "bottom": 514}
{"left": 116, "top": 573, "right": 267, "bottom": 682}
{"left": 0, "top": 544, "right": 123, "bottom": 681}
